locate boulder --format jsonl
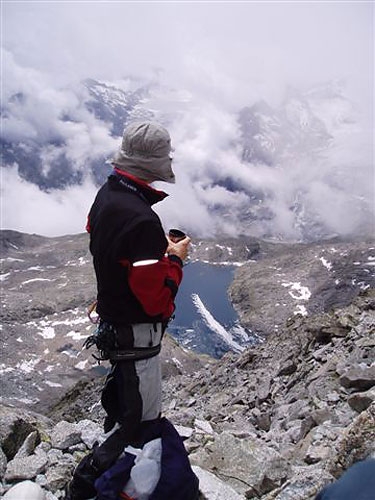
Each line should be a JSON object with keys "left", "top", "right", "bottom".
{"left": 3, "top": 480, "right": 45, "bottom": 500}
{"left": 45, "top": 459, "right": 75, "bottom": 491}
{"left": 0, "top": 445, "right": 7, "bottom": 478}
{"left": 0, "top": 405, "right": 51, "bottom": 460}
{"left": 339, "top": 366, "right": 375, "bottom": 391}
{"left": 50, "top": 421, "right": 81, "bottom": 450}
{"left": 75, "top": 419, "right": 103, "bottom": 449}
{"left": 14, "top": 431, "right": 39, "bottom": 459}
{"left": 261, "top": 466, "right": 334, "bottom": 500}
{"left": 326, "top": 402, "right": 375, "bottom": 478}
{"left": 189, "top": 432, "right": 289, "bottom": 496}
{"left": 192, "top": 465, "right": 246, "bottom": 500}
{"left": 5, "top": 448, "right": 48, "bottom": 481}
{"left": 348, "top": 388, "right": 375, "bottom": 413}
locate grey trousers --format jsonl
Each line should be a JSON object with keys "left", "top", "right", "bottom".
{"left": 101, "top": 322, "right": 163, "bottom": 442}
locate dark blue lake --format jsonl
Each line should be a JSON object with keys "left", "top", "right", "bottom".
{"left": 167, "top": 261, "right": 258, "bottom": 358}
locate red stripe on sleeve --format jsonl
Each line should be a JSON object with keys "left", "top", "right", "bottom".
{"left": 127, "top": 257, "right": 183, "bottom": 319}
{"left": 86, "top": 215, "right": 91, "bottom": 233}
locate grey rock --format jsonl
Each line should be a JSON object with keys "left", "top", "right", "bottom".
{"left": 277, "top": 360, "right": 297, "bottom": 376}
{"left": 339, "top": 366, "right": 375, "bottom": 391}
{"left": 0, "top": 405, "right": 51, "bottom": 459}
{"left": 45, "top": 491, "right": 59, "bottom": 500}
{"left": 255, "top": 411, "right": 272, "bottom": 432}
{"left": 47, "top": 449, "right": 64, "bottom": 466}
{"left": 190, "top": 432, "right": 289, "bottom": 496}
{"left": 14, "top": 431, "right": 39, "bottom": 459}
{"left": 311, "top": 409, "right": 332, "bottom": 425}
{"left": 175, "top": 425, "right": 194, "bottom": 439}
{"left": 75, "top": 419, "right": 102, "bottom": 449}
{"left": 348, "top": 387, "right": 375, "bottom": 412}
{"left": 257, "top": 375, "right": 272, "bottom": 404}
{"left": 0, "top": 445, "right": 7, "bottom": 479}
{"left": 5, "top": 448, "right": 48, "bottom": 481}
{"left": 194, "top": 419, "right": 214, "bottom": 435}
{"left": 45, "top": 492, "right": 60, "bottom": 500}
{"left": 262, "top": 466, "right": 334, "bottom": 500}
{"left": 325, "top": 391, "right": 341, "bottom": 403}
{"left": 304, "top": 444, "right": 330, "bottom": 464}
{"left": 192, "top": 465, "right": 246, "bottom": 500}
{"left": 68, "top": 443, "right": 87, "bottom": 452}
{"left": 283, "top": 418, "right": 315, "bottom": 445}
{"left": 325, "top": 402, "right": 375, "bottom": 478}
{"left": 50, "top": 421, "right": 81, "bottom": 450}
{"left": 45, "top": 460, "right": 75, "bottom": 491}
{"left": 35, "top": 474, "right": 48, "bottom": 487}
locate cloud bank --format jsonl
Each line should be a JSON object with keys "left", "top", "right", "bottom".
{"left": 1, "top": 2, "right": 373, "bottom": 240}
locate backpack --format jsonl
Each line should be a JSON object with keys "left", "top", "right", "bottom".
{"left": 95, "top": 417, "right": 199, "bottom": 500}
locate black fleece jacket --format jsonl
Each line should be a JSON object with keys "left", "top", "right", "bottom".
{"left": 87, "top": 170, "right": 183, "bottom": 325}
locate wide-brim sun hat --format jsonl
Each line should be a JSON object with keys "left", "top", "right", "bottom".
{"left": 112, "top": 121, "right": 176, "bottom": 184}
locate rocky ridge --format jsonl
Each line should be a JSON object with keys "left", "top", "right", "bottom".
{"left": 1, "top": 291, "right": 374, "bottom": 498}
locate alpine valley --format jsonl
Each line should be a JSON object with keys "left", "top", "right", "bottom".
{"left": 0, "top": 229, "right": 374, "bottom": 499}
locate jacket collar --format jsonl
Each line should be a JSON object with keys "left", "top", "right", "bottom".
{"left": 111, "top": 168, "right": 168, "bottom": 205}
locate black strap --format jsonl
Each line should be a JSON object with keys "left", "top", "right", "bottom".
{"left": 108, "top": 344, "right": 161, "bottom": 362}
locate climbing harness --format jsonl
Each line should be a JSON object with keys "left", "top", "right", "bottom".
{"left": 83, "top": 319, "right": 162, "bottom": 363}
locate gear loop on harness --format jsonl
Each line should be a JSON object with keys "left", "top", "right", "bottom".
{"left": 87, "top": 300, "right": 100, "bottom": 324}
{"left": 83, "top": 319, "right": 163, "bottom": 364}
{"left": 83, "top": 321, "right": 119, "bottom": 362}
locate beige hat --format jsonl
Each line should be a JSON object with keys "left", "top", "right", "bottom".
{"left": 112, "top": 121, "right": 175, "bottom": 183}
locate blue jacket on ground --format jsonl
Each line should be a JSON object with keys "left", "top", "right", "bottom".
{"left": 315, "top": 459, "right": 375, "bottom": 500}
{"left": 95, "top": 417, "right": 199, "bottom": 500}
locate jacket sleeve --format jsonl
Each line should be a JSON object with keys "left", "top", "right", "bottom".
{"left": 125, "top": 255, "right": 183, "bottom": 320}
{"left": 119, "top": 219, "right": 184, "bottom": 320}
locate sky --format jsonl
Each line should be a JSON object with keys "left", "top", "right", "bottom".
{"left": 1, "top": 1, "right": 374, "bottom": 239}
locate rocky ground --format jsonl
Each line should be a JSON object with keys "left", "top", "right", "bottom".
{"left": 1, "top": 230, "right": 374, "bottom": 499}
{"left": 230, "top": 238, "right": 375, "bottom": 336}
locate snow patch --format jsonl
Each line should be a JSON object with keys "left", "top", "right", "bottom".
{"left": 38, "top": 327, "right": 55, "bottom": 339}
{"left": 16, "top": 358, "right": 41, "bottom": 373}
{"left": 319, "top": 257, "right": 332, "bottom": 270}
{"left": 192, "top": 293, "right": 244, "bottom": 353}
{"left": 66, "top": 331, "right": 90, "bottom": 341}
{"left": 282, "top": 282, "right": 311, "bottom": 301}
{"left": 75, "top": 360, "right": 88, "bottom": 370}
{"left": 172, "top": 357, "right": 183, "bottom": 371}
{"left": 0, "top": 257, "right": 24, "bottom": 262}
{"left": 199, "top": 260, "right": 244, "bottom": 267}
{"left": 0, "top": 364, "right": 15, "bottom": 374}
{"left": 21, "top": 278, "right": 54, "bottom": 285}
{"left": 44, "top": 380, "right": 63, "bottom": 388}
{"left": 294, "top": 304, "right": 308, "bottom": 316}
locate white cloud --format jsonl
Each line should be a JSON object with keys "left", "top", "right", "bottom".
{"left": 1, "top": 2, "right": 373, "bottom": 239}
{"left": 1, "top": 166, "right": 97, "bottom": 237}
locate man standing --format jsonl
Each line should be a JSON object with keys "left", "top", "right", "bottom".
{"left": 67, "top": 121, "right": 190, "bottom": 499}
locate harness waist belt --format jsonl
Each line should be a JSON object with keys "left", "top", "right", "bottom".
{"left": 108, "top": 344, "right": 161, "bottom": 362}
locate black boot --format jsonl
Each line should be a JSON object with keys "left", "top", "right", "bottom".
{"left": 65, "top": 452, "right": 100, "bottom": 500}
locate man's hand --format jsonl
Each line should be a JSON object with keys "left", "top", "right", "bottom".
{"left": 167, "top": 236, "right": 191, "bottom": 262}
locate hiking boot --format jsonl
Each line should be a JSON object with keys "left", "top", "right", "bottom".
{"left": 66, "top": 452, "right": 99, "bottom": 500}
